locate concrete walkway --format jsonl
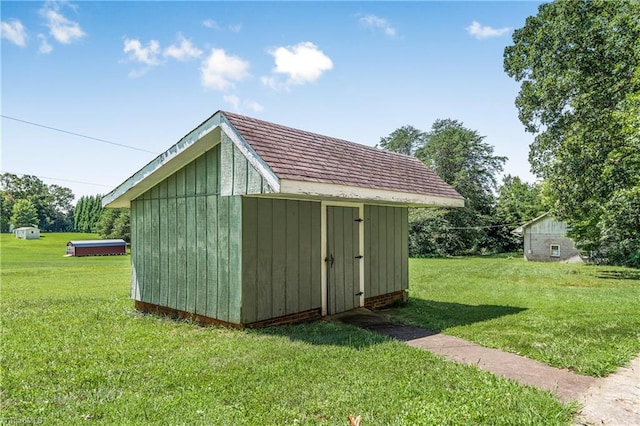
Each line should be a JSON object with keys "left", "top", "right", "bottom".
{"left": 329, "top": 308, "right": 640, "bottom": 425}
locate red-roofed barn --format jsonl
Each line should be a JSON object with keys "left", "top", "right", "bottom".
{"left": 103, "top": 111, "right": 463, "bottom": 327}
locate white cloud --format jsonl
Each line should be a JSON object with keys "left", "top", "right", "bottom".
{"left": 163, "top": 34, "right": 202, "bottom": 61}
{"left": 260, "top": 76, "right": 281, "bottom": 90}
{"left": 466, "top": 21, "right": 511, "bottom": 40}
{"left": 244, "top": 99, "right": 264, "bottom": 112}
{"left": 264, "top": 42, "right": 333, "bottom": 89}
{"left": 38, "top": 34, "right": 53, "bottom": 54}
{"left": 40, "top": 3, "right": 86, "bottom": 44}
{"left": 123, "top": 38, "right": 161, "bottom": 66}
{"left": 1, "top": 19, "right": 28, "bottom": 47}
{"left": 203, "top": 19, "right": 241, "bottom": 33}
{"left": 223, "top": 95, "right": 264, "bottom": 112}
{"left": 359, "top": 15, "right": 396, "bottom": 37}
{"left": 202, "top": 19, "right": 220, "bottom": 30}
{"left": 201, "top": 48, "right": 250, "bottom": 91}
{"left": 223, "top": 94, "right": 241, "bottom": 109}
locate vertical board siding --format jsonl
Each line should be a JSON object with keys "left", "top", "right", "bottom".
{"left": 364, "top": 205, "right": 408, "bottom": 298}
{"left": 241, "top": 198, "right": 321, "bottom": 324}
{"left": 326, "top": 206, "right": 359, "bottom": 315}
{"left": 220, "top": 132, "right": 274, "bottom": 196}
{"left": 130, "top": 145, "right": 243, "bottom": 324}
{"left": 130, "top": 200, "right": 141, "bottom": 300}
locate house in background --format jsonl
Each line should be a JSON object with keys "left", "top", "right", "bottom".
{"left": 14, "top": 226, "right": 40, "bottom": 240}
{"left": 512, "top": 212, "right": 581, "bottom": 262}
{"left": 103, "top": 110, "right": 464, "bottom": 328}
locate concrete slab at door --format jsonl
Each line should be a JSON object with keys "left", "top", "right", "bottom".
{"left": 326, "top": 206, "right": 360, "bottom": 315}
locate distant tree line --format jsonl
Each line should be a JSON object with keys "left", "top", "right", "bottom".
{"left": 1, "top": 173, "right": 130, "bottom": 241}
{"left": 74, "top": 195, "right": 103, "bottom": 233}
{"left": 1, "top": 173, "right": 74, "bottom": 232}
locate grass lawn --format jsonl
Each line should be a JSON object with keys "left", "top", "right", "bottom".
{"left": 390, "top": 257, "right": 640, "bottom": 377}
{"left": 0, "top": 234, "right": 575, "bottom": 425}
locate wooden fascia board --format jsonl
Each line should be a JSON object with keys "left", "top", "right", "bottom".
{"left": 278, "top": 179, "right": 465, "bottom": 208}
{"left": 102, "top": 111, "right": 280, "bottom": 208}
{"left": 102, "top": 126, "right": 221, "bottom": 208}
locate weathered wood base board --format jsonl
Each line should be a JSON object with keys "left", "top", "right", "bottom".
{"left": 134, "top": 300, "right": 322, "bottom": 328}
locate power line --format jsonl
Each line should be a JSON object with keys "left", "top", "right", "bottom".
{"left": 0, "top": 170, "right": 114, "bottom": 188}
{"left": 447, "top": 222, "right": 525, "bottom": 230}
{"left": 1, "top": 114, "right": 159, "bottom": 155}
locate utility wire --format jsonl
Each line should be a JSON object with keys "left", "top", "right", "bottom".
{"left": 1, "top": 114, "right": 159, "bottom": 155}
{"left": 447, "top": 222, "right": 525, "bottom": 230}
{"left": 0, "top": 170, "right": 114, "bottom": 188}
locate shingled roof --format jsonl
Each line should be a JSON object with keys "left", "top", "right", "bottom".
{"left": 222, "top": 112, "right": 462, "bottom": 200}
{"left": 103, "top": 111, "right": 464, "bottom": 208}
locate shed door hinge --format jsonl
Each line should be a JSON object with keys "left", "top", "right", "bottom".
{"left": 354, "top": 255, "right": 363, "bottom": 259}
{"left": 354, "top": 218, "right": 363, "bottom": 222}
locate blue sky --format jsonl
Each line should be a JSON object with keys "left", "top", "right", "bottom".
{"left": 2, "top": 1, "right": 542, "bottom": 201}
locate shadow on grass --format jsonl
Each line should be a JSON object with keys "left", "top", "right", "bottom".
{"left": 389, "top": 298, "right": 527, "bottom": 333}
{"left": 255, "top": 299, "right": 526, "bottom": 347}
{"left": 596, "top": 269, "right": 640, "bottom": 281}
{"left": 255, "top": 320, "right": 391, "bottom": 348}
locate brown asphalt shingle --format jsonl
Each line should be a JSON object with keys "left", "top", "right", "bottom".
{"left": 222, "top": 111, "right": 462, "bottom": 200}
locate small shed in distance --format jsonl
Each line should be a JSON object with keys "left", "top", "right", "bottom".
{"left": 14, "top": 227, "right": 40, "bottom": 240}
{"left": 512, "top": 212, "right": 581, "bottom": 262}
{"left": 66, "top": 239, "right": 127, "bottom": 257}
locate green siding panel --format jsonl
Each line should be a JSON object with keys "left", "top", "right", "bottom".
{"left": 130, "top": 144, "right": 244, "bottom": 324}
{"left": 220, "top": 132, "right": 275, "bottom": 196}
{"left": 217, "top": 196, "right": 230, "bottom": 322}
{"left": 195, "top": 196, "right": 208, "bottom": 315}
{"left": 205, "top": 195, "right": 219, "bottom": 318}
{"left": 241, "top": 198, "right": 321, "bottom": 324}
{"left": 228, "top": 196, "right": 243, "bottom": 324}
{"left": 285, "top": 200, "right": 299, "bottom": 315}
{"left": 271, "top": 200, "right": 287, "bottom": 317}
{"left": 364, "top": 205, "right": 408, "bottom": 297}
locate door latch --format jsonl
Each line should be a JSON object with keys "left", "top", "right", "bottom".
{"left": 325, "top": 253, "right": 334, "bottom": 267}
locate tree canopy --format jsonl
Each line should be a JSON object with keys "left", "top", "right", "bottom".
{"left": 504, "top": 0, "right": 640, "bottom": 266}
{"left": 377, "top": 125, "right": 424, "bottom": 156}
{"left": 74, "top": 195, "right": 104, "bottom": 233}
{"left": 0, "top": 173, "right": 74, "bottom": 232}
{"left": 380, "top": 119, "right": 509, "bottom": 256}
{"left": 10, "top": 199, "right": 39, "bottom": 229}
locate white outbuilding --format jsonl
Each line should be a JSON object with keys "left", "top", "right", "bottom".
{"left": 14, "top": 227, "right": 40, "bottom": 240}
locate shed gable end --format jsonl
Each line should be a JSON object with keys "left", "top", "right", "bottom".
{"left": 220, "top": 132, "right": 275, "bottom": 196}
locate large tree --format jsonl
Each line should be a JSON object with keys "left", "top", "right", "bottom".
{"left": 381, "top": 119, "right": 507, "bottom": 255}
{"left": 504, "top": 0, "right": 640, "bottom": 264}
{"left": 416, "top": 119, "right": 506, "bottom": 215}
{"left": 10, "top": 199, "right": 39, "bottom": 229}
{"left": 377, "top": 125, "right": 424, "bottom": 156}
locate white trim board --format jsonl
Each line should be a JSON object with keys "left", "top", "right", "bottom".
{"left": 281, "top": 179, "right": 464, "bottom": 208}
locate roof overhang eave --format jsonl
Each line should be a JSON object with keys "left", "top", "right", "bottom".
{"left": 102, "top": 115, "right": 224, "bottom": 208}
{"left": 278, "top": 179, "right": 465, "bottom": 208}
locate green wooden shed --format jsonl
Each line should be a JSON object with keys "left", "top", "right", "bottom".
{"left": 103, "top": 111, "right": 463, "bottom": 327}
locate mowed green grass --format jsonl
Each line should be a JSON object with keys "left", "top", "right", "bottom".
{"left": 391, "top": 257, "right": 640, "bottom": 377}
{"left": 0, "top": 234, "right": 574, "bottom": 425}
